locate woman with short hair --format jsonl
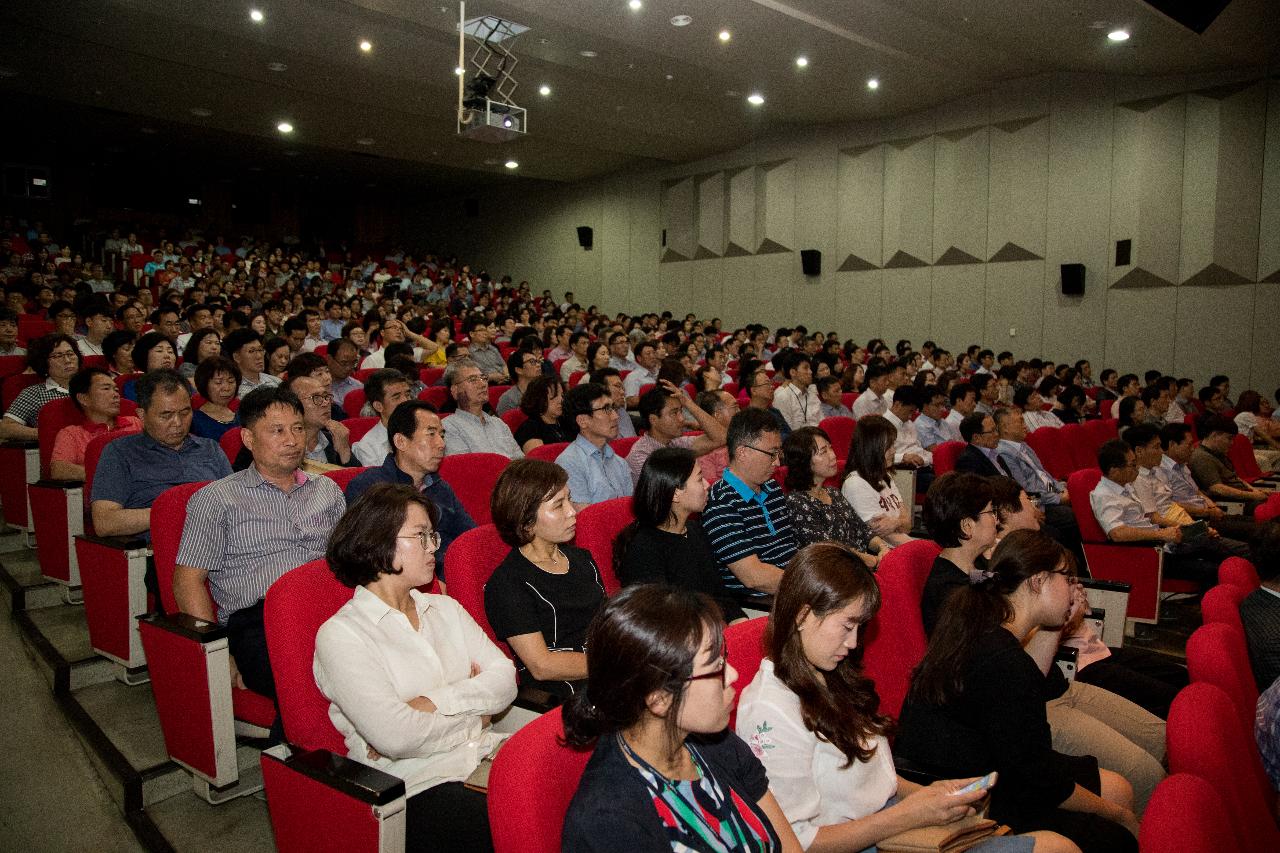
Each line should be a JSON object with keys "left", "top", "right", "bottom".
{"left": 514, "top": 374, "right": 569, "bottom": 453}
{"left": 180, "top": 328, "right": 223, "bottom": 380}
{"left": 919, "top": 472, "right": 1000, "bottom": 635}
{"left": 484, "top": 459, "right": 606, "bottom": 699}
{"left": 314, "top": 483, "right": 516, "bottom": 853}
{"left": 561, "top": 584, "right": 800, "bottom": 852}
{"left": 0, "top": 333, "right": 81, "bottom": 441}
{"left": 190, "top": 356, "right": 242, "bottom": 442}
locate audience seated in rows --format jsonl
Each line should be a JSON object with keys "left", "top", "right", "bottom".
{"left": 352, "top": 368, "right": 414, "bottom": 467}
{"left": 994, "top": 408, "right": 1087, "bottom": 567}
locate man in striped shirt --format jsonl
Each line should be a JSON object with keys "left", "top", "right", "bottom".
{"left": 174, "top": 384, "right": 345, "bottom": 704}
{"left": 702, "top": 407, "right": 797, "bottom": 600}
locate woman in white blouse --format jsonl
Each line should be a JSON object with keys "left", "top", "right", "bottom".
{"left": 840, "top": 415, "right": 913, "bottom": 547}
{"left": 735, "top": 542, "right": 1074, "bottom": 853}
{"left": 314, "top": 483, "right": 517, "bottom": 852}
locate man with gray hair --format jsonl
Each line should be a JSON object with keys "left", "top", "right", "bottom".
{"left": 442, "top": 357, "right": 523, "bottom": 458}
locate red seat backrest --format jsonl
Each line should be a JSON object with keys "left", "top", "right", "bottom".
{"left": 420, "top": 366, "right": 445, "bottom": 386}
{"left": 487, "top": 384, "right": 512, "bottom": 410}
{"left": 0, "top": 354, "right": 27, "bottom": 379}
{"left": 1058, "top": 423, "right": 1095, "bottom": 472}
{"left": 1138, "top": 773, "right": 1239, "bottom": 853}
{"left": 861, "top": 539, "right": 939, "bottom": 720}
{"left": 568, "top": 371, "right": 585, "bottom": 388}
{"left": 263, "top": 560, "right": 352, "bottom": 754}
{"left": 526, "top": 442, "right": 569, "bottom": 463}
{"left": 1228, "top": 433, "right": 1265, "bottom": 482}
{"left": 842, "top": 392, "right": 859, "bottom": 409}
{"left": 487, "top": 707, "right": 591, "bottom": 853}
{"left": 321, "top": 466, "right": 367, "bottom": 493}
{"left": 573, "top": 497, "right": 633, "bottom": 595}
{"left": 931, "top": 441, "right": 965, "bottom": 476}
{"left": 2, "top": 371, "right": 41, "bottom": 410}
{"left": 443, "top": 524, "right": 514, "bottom": 659}
{"left": 17, "top": 316, "right": 53, "bottom": 345}
{"left": 1099, "top": 398, "right": 1114, "bottom": 419}
{"left": 1200, "top": 582, "right": 1246, "bottom": 633}
{"left": 344, "top": 416, "right": 380, "bottom": 443}
{"left": 1218, "top": 557, "right": 1260, "bottom": 591}
{"left": 151, "top": 481, "right": 211, "bottom": 615}
{"left": 725, "top": 616, "right": 768, "bottom": 729}
{"left": 437, "top": 452, "right": 510, "bottom": 525}
{"left": 818, "top": 416, "right": 856, "bottom": 458}
{"left": 1257, "top": 494, "right": 1280, "bottom": 523}
{"left": 219, "top": 426, "right": 243, "bottom": 464}
{"left": 1186, "top": 622, "right": 1259, "bottom": 740}
{"left": 419, "top": 386, "right": 449, "bottom": 409}
{"left": 1025, "top": 426, "right": 1072, "bottom": 481}
{"left": 36, "top": 397, "right": 85, "bottom": 477}
{"left": 609, "top": 436, "right": 640, "bottom": 459}
{"left": 1066, "top": 469, "right": 1108, "bottom": 544}
{"left": 1167, "top": 683, "right": 1280, "bottom": 850}
{"left": 500, "top": 408, "right": 528, "bottom": 434}
{"left": 342, "top": 387, "right": 366, "bottom": 419}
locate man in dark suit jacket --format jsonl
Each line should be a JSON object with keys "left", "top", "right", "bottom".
{"left": 1241, "top": 520, "right": 1280, "bottom": 691}
{"left": 953, "top": 412, "right": 1012, "bottom": 477}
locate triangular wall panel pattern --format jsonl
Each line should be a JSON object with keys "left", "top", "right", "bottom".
{"left": 1109, "top": 93, "right": 1184, "bottom": 291}
{"left": 883, "top": 136, "right": 934, "bottom": 274}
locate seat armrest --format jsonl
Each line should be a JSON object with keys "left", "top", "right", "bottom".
{"left": 78, "top": 532, "right": 149, "bottom": 550}
{"left": 34, "top": 477, "right": 85, "bottom": 488}
{"left": 0, "top": 439, "right": 38, "bottom": 449}
{"left": 139, "top": 612, "right": 228, "bottom": 643}
{"left": 1079, "top": 578, "right": 1131, "bottom": 594}
{"left": 270, "top": 747, "right": 406, "bottom": 806}
{"left": 514, "top": 684, "right": 559, "bottom": 714}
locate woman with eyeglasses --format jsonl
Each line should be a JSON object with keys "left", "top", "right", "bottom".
{"left": 782, "top": 427, "right": 884, "bottom": 568}
{"left": 736, "top": 543, "right": 1071, "bottom": 853}
{"left": 841, "top": 415, "right": 913, "bottom": 548}
{"left": 315, "top": 483, "right": 517, "bottom": 853}
{"left": 919, "top": 472, "right": 1001, "bottom": 636}
{"left": 190, "top": 356, "right": 241, "bottom": 442}
{"left": 484, "top": 459, "right": 606, "bottom": 700}
{"left": 0, "top": 333, "right": 82, "bottom": 441}
{"left": 562, "top": 584, "right": 801, "bottom": 853}
{"left": 895, "top": 531, "right": 1140, "bottom": 852}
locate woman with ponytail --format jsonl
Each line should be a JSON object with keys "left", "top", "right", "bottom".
{"left": 735, "top": 543, "right": 1073, "bottom": 853}
{"left": 895, "top": 530, "right": 1139, "bottom": 853}
{"left": 561, "top": 585, "right": 800, "bottom": 852}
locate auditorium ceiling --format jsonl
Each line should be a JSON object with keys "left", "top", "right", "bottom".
{"left": 2, "top": 0, "right": 1278, "bottom": 188}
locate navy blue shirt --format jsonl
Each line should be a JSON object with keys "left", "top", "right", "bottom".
{"left": 90, "top": 431, "right": 233, "bottom": 542}
{"left": 702, "top": 469, "right": 796, "bottom": 597}
{"left": 344, "top": 454, "right": 476, "bottom": 570}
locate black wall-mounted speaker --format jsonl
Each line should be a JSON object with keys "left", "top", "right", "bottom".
{"left": 576, "top": 226, "right": 593, "bottom": 250}
{"left": 1061, "top": 263, "right": 1085, "bottom": 296}
{"left": 800, "top": 249, "right": 821, "bottom": 276}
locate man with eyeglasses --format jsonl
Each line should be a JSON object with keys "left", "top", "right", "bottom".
{"left": 496, "top": 347, "right": 543, "bottom": 415}
{"left": 224, "top": 328, "right": 282, "bottom": 396}
{"left": 326, "top": 337, "right": 364, "bottom": 407}
{"left": 441, "top": 358, "right": 523, "bottom": 459}
{"left": 345, "top": 400, "right": 475, "bottom": 568}
{"left": 702, "top": 407, "right": 797, "bottom": 600}
{"left": 954, "top": 413, "right": 1013, "bottom": 478}
{"left": 555, "top": 381, "right": 632, "bottom": 510}
{"left": 353, "top": 368, "right": 416, "bottom": 467}
{"left": 589, "top": 366, "right": 637, "bottom": 438}
{"left": 284, "top": 372, "right": 352, "bottom": 470}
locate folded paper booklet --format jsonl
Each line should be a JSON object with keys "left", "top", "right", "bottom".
{"left": 463, "top": 755, "right": 494, "bottom": 793}
{"left": 878, "top": 815, "right": 1009, "bottom": 853}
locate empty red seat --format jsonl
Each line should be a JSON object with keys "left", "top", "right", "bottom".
{"left": 1138, "top": 773, "right": 1238, "bottom": 853}
{"left": 342, "top": 387, "right": 367, "bottom": 418}
{"left": 572, "top": 496, "right": 632, "bottom": 595}
{"left": 1218, "top": 557, "right": 1260, "bottom": 591}
{"left": 437, "top": 452, "right": 509, "bottom": 525}
{"left": 931, "top": 440, "right": 965, "bottom": 476}
{"left": 818, "top": 416, "right": 856, "bottom": 458}
{"left": 861, "top": 539, "right": 938, "bottom": 720}
{"left": 488, "top": 708, "right": 591, "bottom": 853}
{"left": 487, "top": 384, "right": 511, "bottom": 410}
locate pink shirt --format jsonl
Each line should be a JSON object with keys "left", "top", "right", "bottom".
{"left": 51, "top": 416, "right": 142, "bottom": 467}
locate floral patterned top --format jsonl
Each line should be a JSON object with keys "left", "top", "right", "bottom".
{"left": 784, "top": 488, "right": 874, "bottom": 554}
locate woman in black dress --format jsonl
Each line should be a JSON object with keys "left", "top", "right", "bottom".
{"left": 514, "top": 374, "right": 569, "bottom": 453}
{"left": 615, "top": 447, "right": 746, "bottom": 623}
{"left": 484, "top": 458, "right": 605, "bottom": 700}
{"left": 895, "top": 530, "right": 1139, "bottom": 853}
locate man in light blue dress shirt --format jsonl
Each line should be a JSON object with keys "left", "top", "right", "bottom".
{"left": 555, "top": 382, "right": 633, "bottom": 510}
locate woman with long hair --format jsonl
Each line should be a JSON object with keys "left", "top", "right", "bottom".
{"left": 180, "top": 328, "right": 223, "bottom": 380}
{"left": 841, "top": 415, "right": 913, "bottom": 547}
{"left": 614, "top": 447, "right": 745, "bottom": 623}
{"left": 561, "top": 585, "right": 800, "bottom": 852}
{"left": 514, "top": 374, "right": 569, "bottom": 453}
{"left": 736, "top": 543, "right": 1073, "bottom": 853}
{"left": 782, "top": 427, "right": 883, "bottom": 568}
{"left": 895, "top": 530, "right": 1140, "bottom": 852}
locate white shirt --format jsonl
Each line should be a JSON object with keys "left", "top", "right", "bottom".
{"left": 773, "top": 382, "right": 821, "bottom": 431}
{"left": 314, "top": 587, "right": 517, "bottom": 796}
{"left": 884, "top": 410, "right": 932, "bottom": 466}
{"left": 1023, "top": 409, "right": 1064, "bottom": 432}
{"left": 352, "top": 421, "right": 389, "bottom": 467}
{"left": 841, "top": 472, "right": 903, "bottom": 525}
{"left": 238, "top": 371, "right": 281, "bottom": 397}
{"left": 559, "top": 355, "right": 589, "bottom": 383}
{"left": 75, "top": 336, "right": 105, "bottom": 357}
{"left": 622, "top": 365, "right": 660, "bottom": 400}
{"left": 851, "top": 390, "right": 888, "bottom": 419}
{"left": 362, "top": 347, "right": 426, "bottom": 369}
{"left": 442, "top": 410, "right": 523, "bottom": 459}
{"left": 944, "top": 408, "right": 966, "bottom": 430}
{"left": 735, "top": 659, "right": 897, "bottom": 849}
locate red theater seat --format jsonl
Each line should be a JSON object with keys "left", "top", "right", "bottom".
{"left": 572, "top": 497, "right": 631, "bottom": 595}
{"left": 488, "top": 708, "right": 590, "bottom": 853}
{"left": 725, "top": 616, "right": 767, "bottom": 730}
{"left": 525, "top": 441, "right": 568, "bottom": 463}
{"left": 818, "top": 416, "right": 856, "bottom": 458}
{"left": 931, "top": 441, "right": 965, "bottom": 476}
{"left": 861, "top": 539, "right": 938, "bottom": 721}
{"left": 437, "top": 452, "right": 509, "bottom": 525}
{"left": 1138, "top": 773, "right": 1237, "bottom": 853}
{"left": 1217, "top": 556, "right": 1260, "bottom": 591}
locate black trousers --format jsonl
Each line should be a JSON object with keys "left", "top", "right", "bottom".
{"left": 1076, "top": 646, "right": 1188, "bottom": 719}
{"left": 1164, "top": 535, "right": 1248, "bottom": 584}
{"left": 1043, "top": 504, "right": 1089, "bottom": 577}
{"left": 406, "top": 782, "right": 494, "bottom": 852}
{"left": 225, "top": 601, "right": 284, "bottom": 742}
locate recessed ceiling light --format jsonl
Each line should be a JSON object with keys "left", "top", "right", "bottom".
{"left": 579, "top": 50, "right": 597, "bottom": 57}
{"left": 190, "top": 107, "right": 213, "bottom": 117}
{"left": 538, "top": 84, "right": 551, "bottom": 96}
{"left": 504, "top": 160, "right": 519, "bottom": 169}
{"left": 277, "top": 121, "right": 294, "bottom": 133}
{"left": 267, "top": 61, "right": 288, "bottom": 72}
{"left": 665, "top": 73, "right": 674, "bottom": 80}
{"left": 628, "top": 0, "right": 643, "bottom": 10}
{"left": 356, "top": 138, "right": 375, "bottom": 146}
{"left": 249, "top": 8, "right": 264, "bottom": 23}
{"left": 866, "top": 77, "right": 880, "bottom": 90}
{"left": 1108, "top": 29, "right": 1130, "bottom": 42}
{"left": 795, "top": 56, "right": 808, "bottom": 68}
{"left": 747, "top": 93, "right": 764, "bottom": 106}
{"left": 454, "top": 65, "right": 465, "bottom": 75}
{"left": 718, "top": 30, "right": 731, "bottom": 42}
{"left": 670, "top": 15, "right": 692, "bottom": 27}
{"left": 139, "top": 127, "right": 157, "bottom": 135}
{"left": 359, "top": 39, "right": 372, "bottom": 52}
